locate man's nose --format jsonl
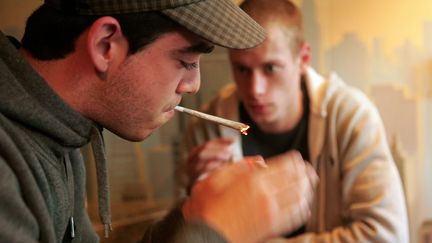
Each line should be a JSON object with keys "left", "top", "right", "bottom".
{"left": 249, "top": 72, "right": 266, "bottom": 96}
{"left": 178, "top": 70, "right": 201, "bottom": 94}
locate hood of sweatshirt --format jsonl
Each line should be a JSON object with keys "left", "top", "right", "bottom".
{"left": 0, "top": 31, "right": 112, "bottom": 237}
{"left": 0, "top": 32, "right": 92, "bottom": 149}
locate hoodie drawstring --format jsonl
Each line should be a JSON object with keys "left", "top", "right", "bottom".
{"left": 90, "top": 126, "right": 112, "bottom": 238}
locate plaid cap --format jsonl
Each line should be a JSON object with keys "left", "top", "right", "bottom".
{"left": 44, "top": 0, "right": 265, "bottom": 49}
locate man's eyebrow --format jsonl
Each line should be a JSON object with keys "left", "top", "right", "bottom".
{"left": 232, "top": 61, "right": 248, "bottom": 67}
{"left": 179, "top": 42, "right": 215, "bottom": 54}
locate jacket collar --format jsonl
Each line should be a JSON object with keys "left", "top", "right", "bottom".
{"left": 304, "top": 67, "right": 344, "bottom": 165}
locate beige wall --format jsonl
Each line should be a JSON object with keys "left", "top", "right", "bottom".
{"left": 0, "top": 0, "right": 41, "bottom": 39}
{"left": 297, "top": 2, "right": 432, "bottom": 242}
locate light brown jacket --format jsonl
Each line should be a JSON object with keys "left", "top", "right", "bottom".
{"left": 179, "top": 68, "right": 409, "bottom": 243}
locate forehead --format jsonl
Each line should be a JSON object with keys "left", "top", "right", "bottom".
{"left": 229, "top": 25, "right": 294, "bottom": 63}
{"left": 143, "top": 28, "right": 213, "bottom": 55}
{"left": 151, "top": 30, "right": 202, "bottom": 50}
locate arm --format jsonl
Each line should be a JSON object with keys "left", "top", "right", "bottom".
{"left": 0, "top": 156, "right": 40, "bottom": 243}
{"left": 185, "top": 137, "right": 235, "bottom": 183}
{"left": 144, "top": 153, "right": 318, "bottom": 243}
{"left": 140, "top": 203, "right": 227, "bottom": 243}
{"left": 176, "top": 88, "right": 244, "bottom": 199}
{"left": 176, "top": 109, "right": 233, "bottom": 199}
{"left": 267, "top": 88, "right": 409, "bottom": 242}
{"left": 183, "top": 153, "right": 318, "bottom": 243}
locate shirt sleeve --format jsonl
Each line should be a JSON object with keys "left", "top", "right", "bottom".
{"left": 0, "top": 156, "right": 40, "bottom": 243}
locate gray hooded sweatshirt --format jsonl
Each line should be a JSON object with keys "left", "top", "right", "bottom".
{"left": 0, "top": 31, "right": 101, "bottom": 242}
{"left": 0, "top": 31, "right": 226, "bottom": 243}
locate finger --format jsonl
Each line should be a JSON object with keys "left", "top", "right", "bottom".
{"left": 305, "top": 163, "right": 319, "bottom": 189}
{"left": 260, "top": 166, "right": 312, "bottom": 206}
{"left": 269, "top": 177, "right": 314, "bottom": 234}
{"left": 190, "top": 159, "right": 227, "bottom": 181}
{"left": 187, "top": 139, "right": 235, "bottom": 178}
{"left": 188, "top": 138, "right": 233, "bottom": 160}
{"left": 237, "top": 155, "right": 267, "bottom": 169}
{"left": 204, "top": 160, "right": 228, "bottom": 171}
{"left": 198, "top": 140, "right": 235, "bottom": 161}
{"left": 254, "top": 157, "right": 315, "bottom": 234}
{"left": 258, "top": 157, "right": 306, "bottom": 188}
{"left": 195, "top": 159, "right": 233, "bottom": 182}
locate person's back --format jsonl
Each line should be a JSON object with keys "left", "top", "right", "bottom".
{"left": 178, "top": 0, "right": 409, "bottom": 242}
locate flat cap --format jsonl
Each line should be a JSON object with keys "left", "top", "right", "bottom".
{"left": 44, "top": 0, "right": 266, "bottom": 49}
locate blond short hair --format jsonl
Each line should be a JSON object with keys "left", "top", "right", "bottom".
{"left": 240, "top": 0, "right": 304, "bottom": 55}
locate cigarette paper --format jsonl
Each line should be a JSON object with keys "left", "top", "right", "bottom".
{"left": 175, "top": 106, "right": 250, "bottom": 135}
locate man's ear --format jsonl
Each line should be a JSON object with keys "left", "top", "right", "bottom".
{"left": 86, "top": 16, "right": 124, "bottom": 75}
{"left": 298, "top": 43, "right": 311, "bottom": 74}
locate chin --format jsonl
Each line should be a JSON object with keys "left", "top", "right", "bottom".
{"left": 113, "top": 127, "right": 155, "bottom": 142}
{"left": 252, "top": 114, "right": 272, "bottom": 125}
{"left": 163, "top": 109, "right": 176, "bottom": 121}
{"left": 254, "top": 116, "right": 278, "bottom": 129}
{"left": 114, "top": 114, "right": 172, "bottom": 142}
{"left": 129, "top": 131, "right": 154, "bottom": 142}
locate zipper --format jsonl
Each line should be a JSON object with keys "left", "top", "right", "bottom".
{"left": 64, "top": 155, "right": 76, "bottom": 240}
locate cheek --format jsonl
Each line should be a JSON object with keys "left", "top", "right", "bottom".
{"left": 234, "top": 78, "right": 250, "bottom": 95}
{"left": 269, "top": 77, "right": 295, "bottom": 102}
{"left": 112, "top": 56, "right": 181, "bottom": 117}
{"left": 107, "top": 65, "right": 156, "bottom": 119}
{"left": 275, "top": 83, "right": 300, "bottom": 109}
{"left": 119, "top": 61, "right": 170, "bottom": 100}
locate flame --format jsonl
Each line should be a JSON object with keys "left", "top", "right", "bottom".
{"left": 240, "top": 125, "right": 250, "bottom": 135}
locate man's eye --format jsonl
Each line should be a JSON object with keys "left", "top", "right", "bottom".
{"left": 236, "top": 65, "right": 250, "bottom": 74}
{"left": 181, "top": 61, "right": 198, "bottom": 70}
{"left": 264, "top": 64, "right": 277, "bottom": 73}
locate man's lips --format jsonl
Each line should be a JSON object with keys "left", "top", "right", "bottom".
{"left": 165, "top": 99, "right": 182, "bottom": 112}
{"left": 163, "top": 107, "right": 176, "bottom": 113}
{"left": 248, "top": 103, "right": 269, "bottom": 113}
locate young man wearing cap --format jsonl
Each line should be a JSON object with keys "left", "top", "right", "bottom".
{"left": 178, "top": 0, "right": 409, "bottom": 242}
{"left": 0, "top": 0, "right": 319, "bottom": 242}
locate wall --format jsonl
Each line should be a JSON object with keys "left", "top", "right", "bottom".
{"left": 0, "top": 0, "right": 41, "bottom": 39}
{"left": 298, "top": 1, "right": 432, "bottom": 242}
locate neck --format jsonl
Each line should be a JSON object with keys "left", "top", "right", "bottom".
{"left": 19, "top": 48, "right": 94, "bottom": 116}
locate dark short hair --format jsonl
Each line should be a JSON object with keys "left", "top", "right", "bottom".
{"left": 21, "top": 4, "right": 181, "bottom": 60}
